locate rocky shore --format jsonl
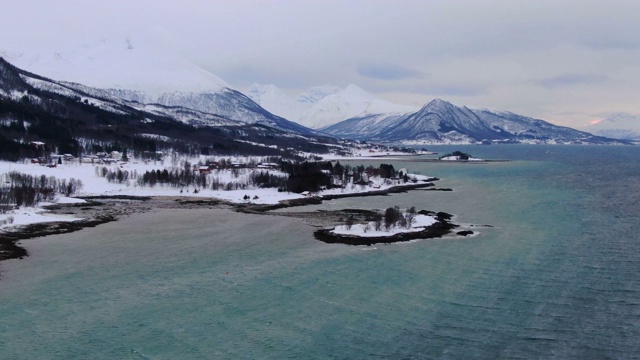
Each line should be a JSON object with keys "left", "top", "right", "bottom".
{"left": 0, "top": 181, "right": 469, "bottom": 264}
{"left": 313, "top": 210, "right": 464, "bottom": 246}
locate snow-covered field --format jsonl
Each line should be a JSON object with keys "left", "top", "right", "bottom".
{"left": 331, "top": 214, "right": 437, "bottom": 237}
{"left": 0, "top": 201, "right": 85, "bottom": 230}
{"left": 0, "top": 158, "right": 433, "bottom": 230}
{"left": 320, "top": 149, "right": 430, "bottom": 160}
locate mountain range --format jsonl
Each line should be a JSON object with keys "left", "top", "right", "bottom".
{"left": 1, "top": 35, "right": 634, "bottom": 149}
{"left": 0, "top": 57, "right": 340, "bottom": 161}
{"left": 322, "top": 99, "right": 627, "bottom": 145}
{"left": 1, "top": 37, "right": 314, "bottom": 136}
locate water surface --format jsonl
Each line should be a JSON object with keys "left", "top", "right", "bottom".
{"left": 1, "top": 145, "right": 639, "bottom": 359}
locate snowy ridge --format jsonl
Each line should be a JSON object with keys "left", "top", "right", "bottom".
{"left": 13, "top": 67, "right": 244, "bottom": 128}
{"left": 246, "top": 83, "right": 416, "bottom": 129}
{"left": 2, "top": 35, "right": 317, "bottom": 135}
{"left": 21, "top": 76, "right": 129, "bottom": 115}
{"left": 245, "top": 84, "right": 308, "bottom": 122}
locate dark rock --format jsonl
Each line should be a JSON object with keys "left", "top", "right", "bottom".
{"left": 313, "top": 212, "right": 458, "bottom": 246}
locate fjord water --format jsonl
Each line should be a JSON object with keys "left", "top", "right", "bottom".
{"left": 1, "top": 145, "right": 639, "bottom": 359}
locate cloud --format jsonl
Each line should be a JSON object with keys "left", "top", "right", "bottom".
{"left": 420, "top": 83, "right": 487, "bottom": 97}
{"left": 536, "top": 73, "right": 607, "bottom": 89}
{"left": 2, "top": 0, "right": 640, "bottom": 128}
{"left": 357, "top": 63, "right": 424, "bottom": 81}
{"left": 370, "top": 81, "right": 488, "bottom": 97}
{"left": 215, "top": 64, "right": 342, "bottom": 89}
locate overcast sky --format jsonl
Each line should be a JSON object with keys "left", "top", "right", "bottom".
{"left": 1, "top": 0, "right": 639, "bottom": 127}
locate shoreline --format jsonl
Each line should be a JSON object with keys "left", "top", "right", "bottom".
{"left": 0, "top": 181, "right": 460, "bottom": 265}
{"left": 314, "top": 210, "right": 459, "bottom": 246}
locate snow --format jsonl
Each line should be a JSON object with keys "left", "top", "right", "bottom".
{"left": 22, "top": 76, "right": 130, "bottom": 115}
{"left": 3, "top": 159, "right": 255, "bottom": 202}
{"left": 0, "top": 155, "right": 435, "bottom": 230}
{"left": 318, "top": 148, "right": 429, "bottom": 160}
{"left": 53, "top": 196, "right": 87, "bottom": 204}
{"left": 440, "top": 156, "right": 484, "bottom": 161}
{"left": 204, "top": 188, "right": 302, "bottom": 205}
{"left": 0, "top": 206, "right": 82, "bottom": 229}
{"left": 139, "top": 133, "right": 173, "bottom": 142}
{"left": 3, "top": 32, "right": 228, "bottom": 98}
{"left": 245, "top": 83, "right": 309, "bottom": 123}
{"left": 331, "top": 214, "right": 436, "bottom": 237}
{"left": 246, "top": 83, "right": 416, "bottom": 129}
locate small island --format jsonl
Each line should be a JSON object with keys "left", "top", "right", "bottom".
{"left": 439, "top": 150, "right": 484, "bottom": 161}
{"left": 314, "top": 206, "right": 473, "bottom": 246}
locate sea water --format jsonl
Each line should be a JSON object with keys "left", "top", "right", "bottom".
{"left": 1, "top": 145, "right": 639, "bottom": 359}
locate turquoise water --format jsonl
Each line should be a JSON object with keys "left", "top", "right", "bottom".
{"left": 1, "top": 145, "right": 639, "bottom": 359}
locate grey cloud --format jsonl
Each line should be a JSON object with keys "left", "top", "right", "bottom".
{"left": 357, "top": 63, "right": 425, "bottom": 81}
{"left": 216, "top": 65, "right": 339, "bottom": 89}
{"left": 365, "top": 80, "right": 488, "bottom": 98}
{"left": 417, "top": 83, "right": 487, "bottom": 97}
{"left": 537, "top": 74, "right": 607, "bottom": 89}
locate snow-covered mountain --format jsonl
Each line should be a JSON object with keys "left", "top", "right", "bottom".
{"left": 1, "top": 35, "right": 315, "bottom": 136}
{"left": 246, "top": 83, "right": 416, "bottom": 129}
{"left": 245, "top": 84, "right": 312, "bottom": 123}
{"left": 322, "top": 99, "right": 628, "bottom": 145}
{"left": 1, "top": 34, "right": 228, "bottom": 97}
{"left": 586, "top": 113, "right": 640, "bottom": 140}
{"left": 0, "top": 57, "right": 340, "bottom": 158}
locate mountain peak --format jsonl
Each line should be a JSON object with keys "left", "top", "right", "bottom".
{"left": 420, "top": 98, "right": 453, "bottom": 111}
{"left": 246, "top": 83, "right": 283, "bottom": 98}
{"left": 428, "top": 98, "right": 451, "bottom": 106}
{"left": 343, "top": 83, "right": 366, "bottom": 92}
{"left": 322, "top": 97, "right": 626, "bottom": 145}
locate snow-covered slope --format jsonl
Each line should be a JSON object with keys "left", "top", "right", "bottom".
{"left": 246, "top": 83, "right": 416, "bottom": 129}
{"left": 2, "top": 35, "right": 228, "bottom": 97}
{"left": 245, "top": 83, "right": 310, "bottom": 122}
{"left": 322, "top": 99, "right": 627, "bottom": 145}
{"left": 1, "top": 34, "right": 316, "bottom": 135}
{"left": 0, "top": 57, "right": 341, "bottom": 159}
{"left": 300, "top": 84, "right": 416, "bottom": 129}
{"left": 6, "top": 63, "right": 240, "bottom": 128}
{"left": 586, "top": 113, "right": 640, "bottom": 140}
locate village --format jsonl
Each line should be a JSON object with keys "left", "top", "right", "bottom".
{"left": 1, "top": 139, "right": 439, "bottom": 231}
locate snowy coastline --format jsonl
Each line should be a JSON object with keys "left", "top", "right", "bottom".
{"left": 0, "top": 158, "right": 437, "bottom": 230}
{"left": 0, "top": 158, "right": 442, "bottom": 263}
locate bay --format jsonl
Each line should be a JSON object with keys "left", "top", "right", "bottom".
{"left": 1, "top": 145, "right": 639, "bottom": 359}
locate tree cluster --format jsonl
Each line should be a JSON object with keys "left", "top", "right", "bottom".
{"left": 0, "top": 171, "right": 83, "bottom": 209}
{"left": 439, "top": 151, "right": 471, "bottom": 160}
{"left": 249, "top": 171, "right": 287, "bottom": 189}
{"left": 96, "top": 167, "right": 135, "bottom": 184}
{"left": 279, "top": 161, "right": 400, "bottom": 193}
{"left": 382, "top": 206, "right": 417, "bottom": 230}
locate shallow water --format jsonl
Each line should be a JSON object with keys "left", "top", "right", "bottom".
{"left": 1, "top": 145, "right": 639, "bottom": 359}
